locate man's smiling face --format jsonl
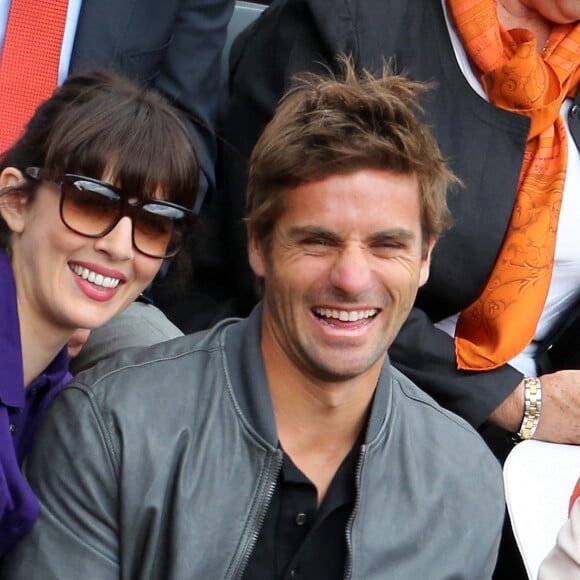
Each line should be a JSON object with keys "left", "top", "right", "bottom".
{"left": 249, "top": 168, "right": 433, "bottom": 384}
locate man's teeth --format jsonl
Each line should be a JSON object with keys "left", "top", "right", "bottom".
{"left": 314, "top": 308, "right": 377, "bottom": 322}
{"left": 70, "top": 265, "right": 121, "bottom": 289}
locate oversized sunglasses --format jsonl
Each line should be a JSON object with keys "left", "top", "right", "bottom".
{"left": 25, "top": 167, "right": 194, "bottom": 259}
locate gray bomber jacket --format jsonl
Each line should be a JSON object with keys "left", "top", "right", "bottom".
{"left": 0, "top": 306, "right": 505, "bottom": 579}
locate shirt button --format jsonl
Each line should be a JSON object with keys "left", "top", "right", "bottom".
{"left": 289, "top": 570, "right": 297, "bottom": 579}
{"left": 9, "top": 423, "right": 17, "bottom": 434}
{"left": 295, "top": 512, "right": 307, "bottom": 526}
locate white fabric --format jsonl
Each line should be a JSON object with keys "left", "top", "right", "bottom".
{"left": 538, "top": 496, "right": 580, "bottom": 579}
{"left": 504, "top": 440, "right": 580, "bottom": 579}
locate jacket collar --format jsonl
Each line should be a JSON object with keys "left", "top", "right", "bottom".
{"left": 223, "top": 303, "right": 394, "bottom": 447}
{"left": 223, "top": 304, "right": 279, "bottom": 449}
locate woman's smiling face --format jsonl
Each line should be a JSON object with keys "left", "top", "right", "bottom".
{"left": 0, "top": 167, "right": 163, "bottom": 336}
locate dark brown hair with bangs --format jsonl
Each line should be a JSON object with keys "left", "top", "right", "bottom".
{"left": 0, "top": 69, "right": 199, "bottom": 253}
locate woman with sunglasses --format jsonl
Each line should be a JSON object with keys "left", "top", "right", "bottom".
{"left": 0, "top": 70, "right": 198, "bottom": 555}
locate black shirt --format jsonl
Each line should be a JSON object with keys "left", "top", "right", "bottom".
{"left": 243, "top": 443, "right": 360, "bottom": 580}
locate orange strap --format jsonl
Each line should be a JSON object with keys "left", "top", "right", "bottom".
{"left": 448, "top": 0, "right": 580, "bottom": 370}
{"left": 0, "top": 0, "right": 69, "bottom": 153}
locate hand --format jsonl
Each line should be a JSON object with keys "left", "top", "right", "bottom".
{"left": 67, "top": 328, "right": 91, "bottom": 359}
{"left": 489, "top": 370, "right": 580, "bottom": 444}
{"left": 534, "top": 371, "right": 580, "bottom": 443}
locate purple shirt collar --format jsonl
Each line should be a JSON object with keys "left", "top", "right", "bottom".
{"left": 0, "top": 251, "right": 25, "bottom": 408}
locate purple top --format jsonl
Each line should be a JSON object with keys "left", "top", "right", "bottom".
{"left": 0, "top": 252, "right": 71, "bottom": 555}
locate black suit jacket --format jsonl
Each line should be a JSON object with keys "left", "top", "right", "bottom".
{"left": 70, "top": 0, "right": 235, "bottom": 207}
{"left": 218, "top": 0, "right": 548, "bottom": 435}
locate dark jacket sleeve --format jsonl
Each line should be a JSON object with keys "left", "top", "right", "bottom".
{"left": 154, "top": 0, "right": 235, "bottom": 207}
{"left": 389, "top": 308, "right": 523, "bottom": 427}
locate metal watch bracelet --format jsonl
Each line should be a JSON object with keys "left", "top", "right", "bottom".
{"left": 516, "top": 376, "right": 542, "bottom": 441}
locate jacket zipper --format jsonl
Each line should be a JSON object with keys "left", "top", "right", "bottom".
{"left": 233, "top": 450, "right": 283, "bottom": 579}
{"left": 344, "top": 443, "right": 366, "bottom": 580}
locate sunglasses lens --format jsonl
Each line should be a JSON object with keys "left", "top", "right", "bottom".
{"left": 134, "top": 203, "right": 188, "bottom": 258}
{"left": 59, "top": 175, "right": 190, "bottom": 259}
{"left": 61, "top": 179, "right": 121, "bottom": 236}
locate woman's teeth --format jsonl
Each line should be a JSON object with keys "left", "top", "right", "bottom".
{"left": 70, "top": 264, "right": 121, "bottom": 289}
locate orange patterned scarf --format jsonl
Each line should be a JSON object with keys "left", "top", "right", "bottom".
{"left": 448, "top": 0, "right": 580, "bottom": 370}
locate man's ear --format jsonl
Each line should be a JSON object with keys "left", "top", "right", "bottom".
{"left": 418, "top": 236, "right": 436, "bottom": 287}
{"left": 0, "top": 167, "right": 28, "bottom": 234}
{"left": 247, "top": 229, "right": 266, "bottom": 278}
